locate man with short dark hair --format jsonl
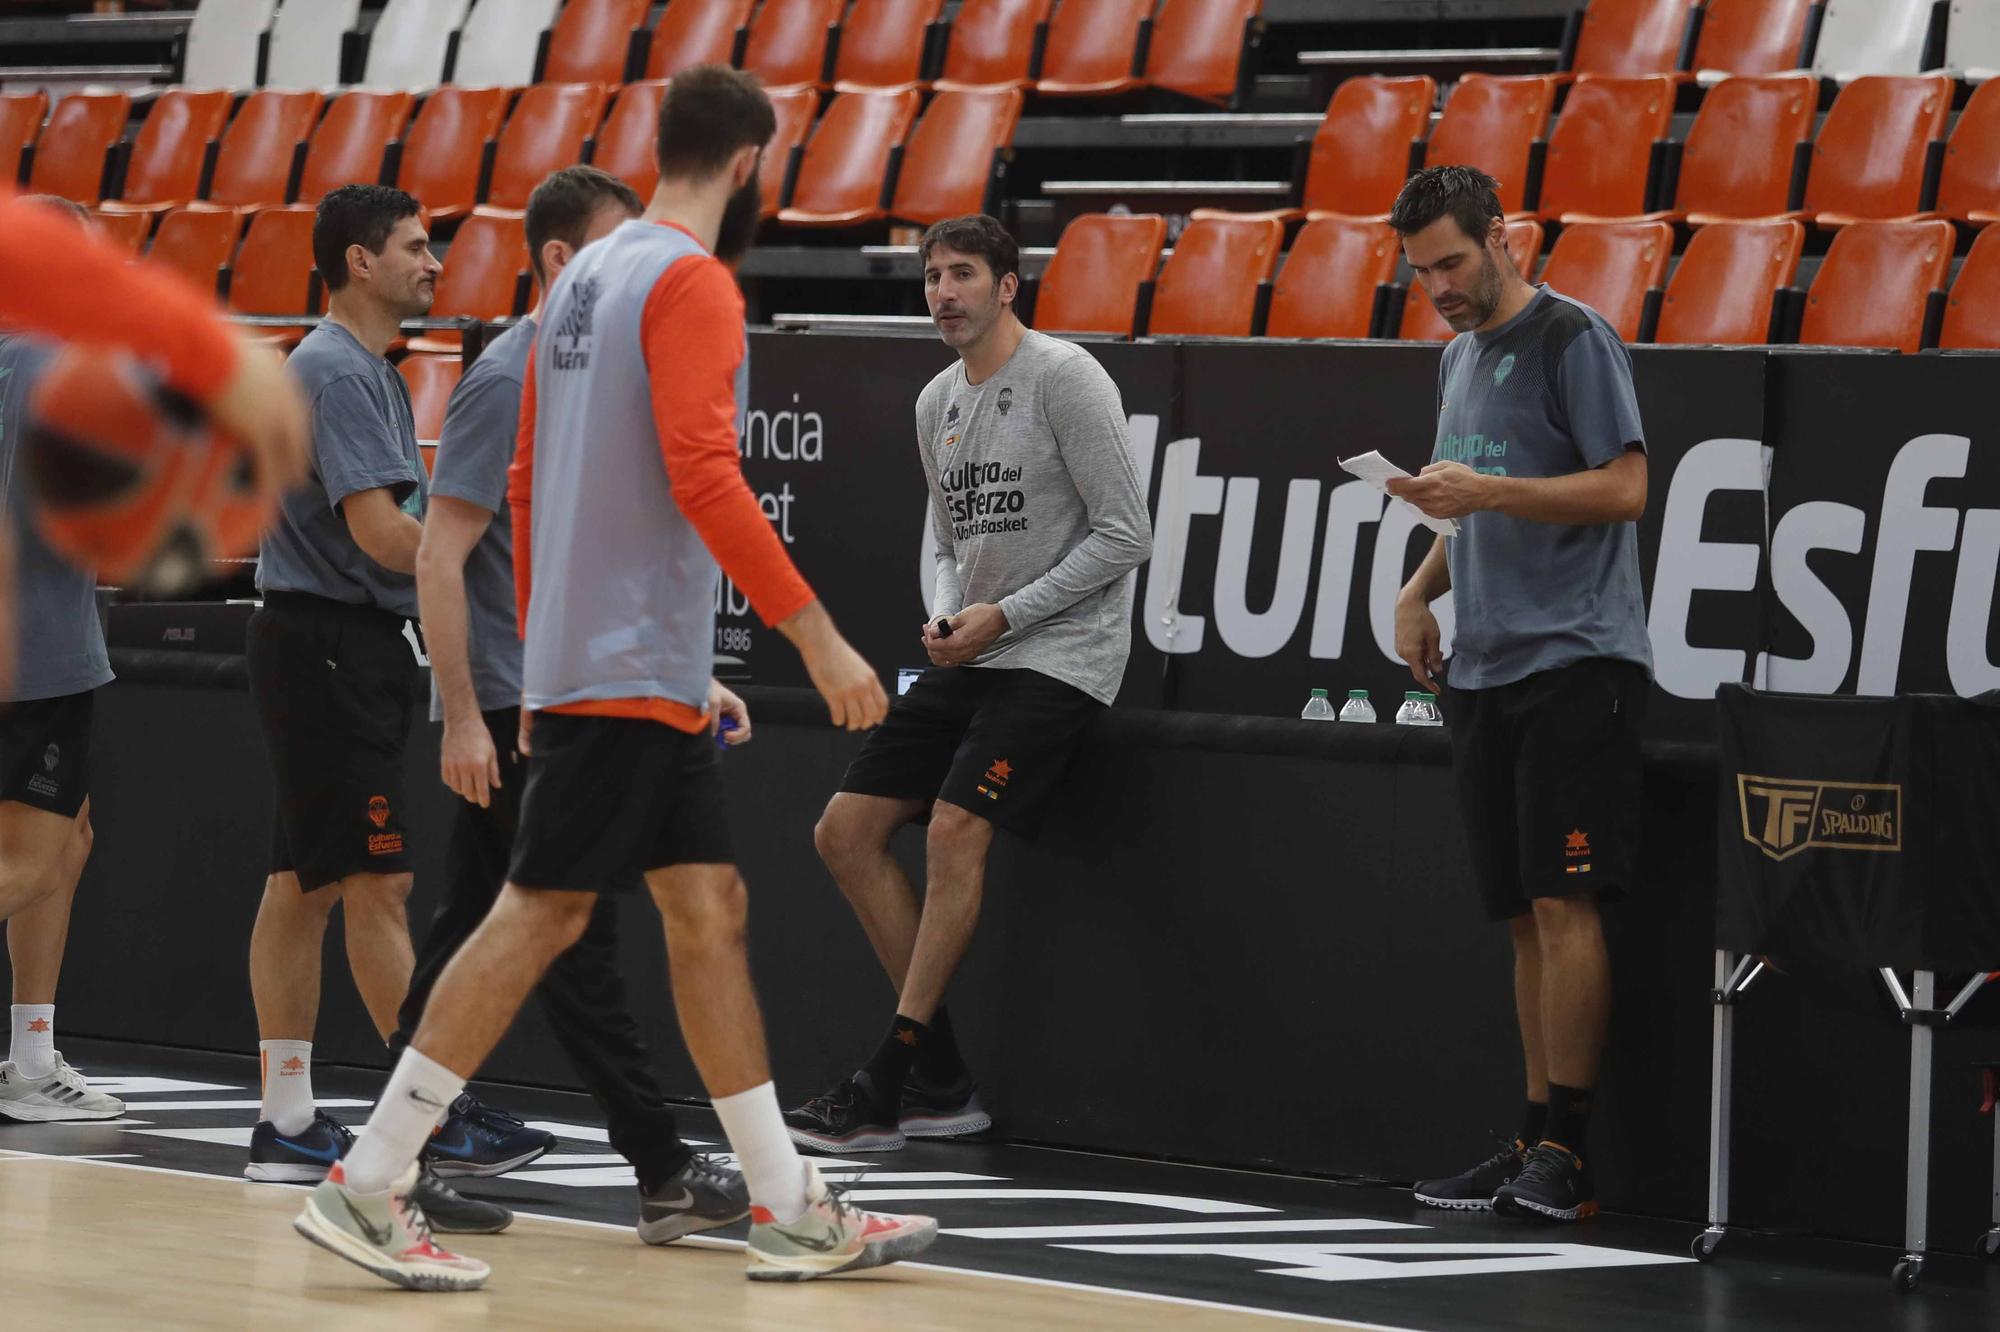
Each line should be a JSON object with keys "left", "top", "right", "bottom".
{"left": 300, "top": 67, "right": 932, "bottom": 1290}
{"left": 785, "top": 213, "right": 1151, "bottom": 1153}
{"left": 1386, "top": 166, "right": 1650, "bottom": 1224}
{"left": 401, "top": 164, "right": 751, "bottom": 1241}
{"left": 244, "top": 184, "right": 439, "bottom": 1183}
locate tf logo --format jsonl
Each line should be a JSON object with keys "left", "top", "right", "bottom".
{"left": 367, "top": 796, "right": 391, "bottom": 829}
{"left": 1736, "top": 775, "right": 1901, "bottom": 862}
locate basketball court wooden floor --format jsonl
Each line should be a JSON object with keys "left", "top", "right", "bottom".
{"left": 2, "top": 1040, "right": 1995, "bottom": 1331}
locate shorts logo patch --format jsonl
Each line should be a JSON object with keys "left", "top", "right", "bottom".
{"left": 367, "top": 796, "right": 391, "bottom": 829}
{"left": 43, "top": 743, "right": 59, "bottom": 772}
{"left": 976, "top": 758, "right": 1012, "bottom": 803}
{"left": 1564, "top": 828, "right": 1591, "bottom": 874}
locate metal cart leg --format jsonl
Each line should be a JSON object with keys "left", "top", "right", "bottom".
{"left": 1893, "top": 970, "right": 1935, "bottom": 1292}
{"left": 1694, "top": 949, "right": 1736, "bottom": 1262}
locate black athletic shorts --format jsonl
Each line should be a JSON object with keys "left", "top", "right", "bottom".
{"left": 838, "top": 665, "right": 1103, "bottom": 838}
{"left": 0, "top": 689, "right": 94, "bottom": 818}
{"left": 1447, "top": 657, "right": 1649, "bottom": 922}
{"left": 508, "top": 712, "right": 734, "bottom": 892}
{"left": 247, "top": 591, "right": 420, "bottom": 891}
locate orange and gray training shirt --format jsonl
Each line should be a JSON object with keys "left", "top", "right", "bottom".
{"left": 509, "top": 219, "right": 814, "bottom": 734}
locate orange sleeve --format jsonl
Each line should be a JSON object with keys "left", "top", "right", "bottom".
{"left": 508, "top": 350, "right": 538, "bottom": 636}
{"left": 0, "top": 189, "right": 239, "bottom": 402}
{"left": 641, "top": 256, "right": 815, "bottom": 628}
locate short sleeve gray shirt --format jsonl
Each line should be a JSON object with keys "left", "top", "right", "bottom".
{"left": 256, "top": 320, "right": 427, "bottom": 615}
{"left": 1433, "top": 287, "right": 1653, "bottom": 690}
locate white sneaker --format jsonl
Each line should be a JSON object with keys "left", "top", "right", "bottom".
{"left": 0, "top": 1053, "right": 126, "bottom": 1121}
{"left": 745, "top": 1160, "right": 938, "bottom": 1281}
{"left": 294, "top": 1162, "right": 491, "bottom": 1291}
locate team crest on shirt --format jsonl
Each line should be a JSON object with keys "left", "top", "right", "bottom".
{"left": 1492, "top": 353, "right": 1516, "bottom": 386}
{"left": 946, "top": 402, "right": 960, "bottom": 424}
{"left": 551, "top": 275, "right": 600, "bottom": 371}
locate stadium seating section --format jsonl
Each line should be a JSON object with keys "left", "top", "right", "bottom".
{"left": 0, "top": 0, "right": 1993, "bottom": 359}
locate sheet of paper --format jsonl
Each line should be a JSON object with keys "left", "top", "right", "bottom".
{"left": 1338, "top": 451, "right": 1461, "bottom": 536}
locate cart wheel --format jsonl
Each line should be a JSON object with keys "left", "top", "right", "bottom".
{"left": 1892, "top": 1258, "right": 1922, "bottom": 1292}
{"left": 1976, "top": 1230, "right": 2000, "bottom": 1260}
{"left": 1691, "top": 1231, "right": 1724, "bottom": 1262}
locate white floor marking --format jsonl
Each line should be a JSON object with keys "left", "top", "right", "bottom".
{"left": 126, "top": 1126, "right": 255, "bottom": 1148}
{"left": 523, "top": 1120, "right": 714, "bottom": 1149}
{"left": 80, "top": 1076, "right": 237, "bottom": 1095}
{"left": 947, "top": 1218, "right": 1428, "bottom": 1239}
{"left": 840, "top": 1188, "right": 1274, "bottom": 1213}
{"left": 509, "top": 1166, "right": 1007, "bottom": 1188}
{"left": 1055, "top": 1241, "right": 1696, "bottom": 1283}
{"left": 117, "top": 1099, "right": 374, "bottom": 1112}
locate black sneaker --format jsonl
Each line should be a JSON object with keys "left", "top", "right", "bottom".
{"left": 899, "top": 1067, "right": 992, "bottom": 1139}
{"left": 425, "top": 1093, "right": 555, "bottom": 1178}
{"left": 637, "top": 1152, "right": 752, "bottom": 1244}
{"left": 783, "top": 1071, "right": 905, "bottom": 1153}
{"left": 1413, "top": 1135, "right": 1527, "bottom": 1211}
{"left": 245, "top": 1110, "right": 354, "bottom": 1182}
{"left": 1494, "top": 1141, "right": 1598, "bottom": 1221}
{"left": 412, "top": 1162, "right": 514, "bottom": 1234}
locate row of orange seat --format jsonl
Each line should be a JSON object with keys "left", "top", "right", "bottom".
{"left": 1292, "top": 72, "right": 1998, "bottom": 230}
{"left": 1033, "top": 212, "right": 1999, "bottom": 352}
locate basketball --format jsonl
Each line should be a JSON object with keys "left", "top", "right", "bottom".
{"left": 21, "top": 344, "right": 269, "bottom": 595}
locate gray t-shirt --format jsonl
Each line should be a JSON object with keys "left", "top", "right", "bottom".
{"left": 919, "top": 329, "right": 1152, "bottom": 705}
{"left": 0, "top": 336, "right": 112, "bottom": 702}
{"left": 427, "top": 316, "right": 531, "bottom": 721}
{"left": 1434, "top": 287, "right": 1652, "bottom": 690}
{"left": 257, "top": 319, "right": 427, "bottom": 616}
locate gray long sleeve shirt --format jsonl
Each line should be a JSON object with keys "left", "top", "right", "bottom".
{"left": 918, "top": 329, "right": 1151, "bottom": 705}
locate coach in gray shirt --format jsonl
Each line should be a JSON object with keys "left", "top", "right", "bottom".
{"left": 785, "top": 214, "right": 1151, "bottom": 1155}
{"left": 1388, "top": 167, "right": 1651, "bottom": 1226}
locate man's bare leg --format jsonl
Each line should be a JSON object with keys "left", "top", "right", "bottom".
{"left": 813, "top": 792, "right": 927, "bottom": 986}
{"left": 339, "top": 870, "right": 415, "bottom": 1042}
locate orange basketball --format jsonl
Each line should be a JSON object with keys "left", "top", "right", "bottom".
{"left": 22, "top": 346, "right": 271, "bottom": 594}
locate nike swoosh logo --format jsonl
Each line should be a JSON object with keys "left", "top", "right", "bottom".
{"left": 407, "top": 1088, "right": 448, "bottom": 1112}
{"left": 341, "top": 1193, "right": 394, "bottom": 1248}
{"left": 790, "top": 1226, "right": 844, "bottom": 1253}
{"left": 649, "top": 1188, "right": 695, "bottom": 1211}
{"left": 283, "top": 1137, "right": 341, "bottom": 1163}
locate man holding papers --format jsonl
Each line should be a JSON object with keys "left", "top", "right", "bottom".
{"left": 1383, "top": 166, "right": 1652, "bottom": 1225}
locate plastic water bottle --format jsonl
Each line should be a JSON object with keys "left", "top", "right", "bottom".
{"left": 1300, "top": 688, "right": 1336, "bottom": 721}
{"left": 1337, "top": 689, "right": 1376, "bottom": 723}
{"left": 1396, "top": 691, "right": 1444, "bottom": 727}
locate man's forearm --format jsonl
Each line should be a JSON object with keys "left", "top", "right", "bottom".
{"left": 1485, "top": 455, "right": 1644, "bottom": 525}
{"left": 417, "top": 558, "right": 481, "bottom": 727}
{"left": 1399, "top": 535, "right": 1450, "bottom": 606}
{"left": 356, "top": 511, "right": 424, "bottom": 574}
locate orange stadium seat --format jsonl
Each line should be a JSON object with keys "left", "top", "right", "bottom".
{"left": 27, "top": 91, "right": 131, "bottom": 206}
{"left": 97, "top": 89, "right": 232, "bottom": 224}
{"left": 90, "top": 209, "right": 152, "bottom": 251}
{"left": 646, "top": 0, "right": 755, "bottom": 79}
{"left": 400, "top": 352, "right": 463, "bottom": 453}
{"left": 1400, "top": 219, "right": 1545, "bottom": 341}
{"left": 1266, "top": 216, "right": 1400, "bottom": 340}
{"left": 1145, "top": 0, "right": 1264, "bottom": 106}
{"left": 542, "top": 0, "right": 651, "bottom": 85}
{"left": 397, "top": 87, "right": 511, "bottom": 222}
{"left": 889, "top": 88, "right": 1024, "bottom": 226}
{"left": 1798, "top": 218, "right": 1953, "bottom": 352}
{"left": 1037, "top": 0, "right": 1149, "bottom": 98}
{"left": 779, "top": 87, "right": 921, "bottom": 227}
{"left": 1539, "top": 74, "right": 1674, "bottom": 222}
{"left": 1423, "top": 76, "right": 1556, "bottom": 218}
{"left": 760, "top": 85, "right": 821, "bottom": 217}
{"left": 487, "top": 83, "right": 609, "bottom": 213}
{"left": 409, "top": 208, "right": 528, "bottom": 353}
{"left": 229, "top": 204, "right": 322, "bottom": 345}
{"left": 296, "top": 91, "right": 416, "bottom": 208}
{"left": 1148, "top": 213, "right": 1283, "bottom": 336}
{"left": 1938, "top": 225, "right": 2000, "bottom": 350}
{"left": 1031, "top": 211, "right": 1165, "bottom": 335}
{"left": 936, "top": 0, "right": 1054, "bottom": 91}
{"left": 1570, "top": 0, "right": 1698, "bottom": 78}
{"left": 194, "top": 91, "right": 325, "bottom": 215}
{"left": 1690, "top": 0, "right": 1815, "bottom": 80}
{"left": 834, "top": 0, "right": 945, "bottom": 91}
{"left": 1937, "top": 79, "right": 2000, "bottom": 228}
{"left": 149, "top": 206, "right": 240, "bottom": 297}
{"left": 1298, "top": 76, "right": 1434, "bottom": 220}
{"left": 744, "top": 0, "right": 844, "bottom": 90}
{"left": 594, "top": 79, "right": 669, "bottom": 200}
{"left": 1802, "top": 75, "right": 1951, "bottom": 228}
{"left": 1538, "top": 219, "right": 1672, "bottom": 341}
{"left": 1668, "top": 74, "right": 1816, "bottom": 224}
{"left": 1654, "top": 219, "right": 1804, "bottom": 345}
{"left": 0, "top": 91, "right": 47, "bottom": 184}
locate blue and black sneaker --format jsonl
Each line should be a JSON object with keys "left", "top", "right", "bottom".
{"left": 245, "top": 1109, "right": 354, "bottom": 1182}
{"left": 424, "top": 1093, "right": 555, "bottom": 1179}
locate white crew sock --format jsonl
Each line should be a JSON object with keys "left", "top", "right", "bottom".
{"left": 259, "top": 1039, "right": 316, "bottom": 1136}
{"left": 713, "top": 1082, "right": 810, "bottom": 1225}
{"left": 343, "top": 1047, "right": 465, "bottom": 1195}
{"left": 10, "top": 1005, "right": 56, "bottom": 1079}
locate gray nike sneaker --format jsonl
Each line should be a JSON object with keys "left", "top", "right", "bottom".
{"left": 293, "top": 1162, "right": 490, "bottom": 1291}
{"left": 637, "top": 1152, "right": 752, "bottom": 1244}
{"left": 412, "top": 1162, "right": 514, "bottom": 1234}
